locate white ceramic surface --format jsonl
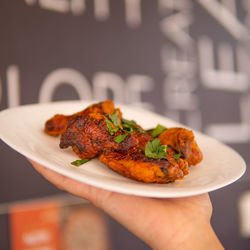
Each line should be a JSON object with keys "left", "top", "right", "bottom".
{"left": 0, "top": 101, "right": 246, "bottom": 197}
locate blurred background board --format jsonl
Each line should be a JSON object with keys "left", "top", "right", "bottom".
{"left": 0, "top": 0, "right": 249, "bottom": 249}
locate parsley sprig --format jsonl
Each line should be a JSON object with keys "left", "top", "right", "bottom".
{"left": 144, "top": 139, "right": 182, "bottom": 161}
{"left": 105, "top": 110, "right": 121, "bottom": 127}
{"left": 121, "top": 118, "right": 137, "bottom": 128}
{"left": 105, "top": 119, "right": 119, "bottom": 135}
{"left": 71, "top": 158, "right": 90, "bottom": 166}
{"left": 145, "top": 139, "right": 167, "bottom": 159}
{"left": 105, "top": 111, "right": 142, "bottom": 143}
{"left": 151, "top": 124, "right": 167, "bottom": 137}
{"left": 174, "top": 153, "right": 181, "bottom": 161}
{"left": 115, "top": 133, "right": 130, "bottom": 143}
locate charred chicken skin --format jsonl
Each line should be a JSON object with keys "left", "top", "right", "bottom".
{"left": 60, "top": 113, "right": 142, "bottom": 159}
{"left": 44, "top": 99, "right": 117, "bottom": 137}
{"left": 99, "top": 149, "right": 189, "bottom": 183}
{"left": 44, "top": 100, "right": 202, "bottom": 183}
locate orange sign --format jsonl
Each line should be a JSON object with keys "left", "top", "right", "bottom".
{"left": 9, "top": 201, "right": 60, "bottom": 250}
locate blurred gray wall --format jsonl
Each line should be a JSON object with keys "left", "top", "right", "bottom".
{"left": 0, "top": 0, "right": 250, "bottom": 249}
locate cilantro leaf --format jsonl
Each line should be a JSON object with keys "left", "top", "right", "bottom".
{"left": 151, "top": 124, "right": 167, "bottom": 137}
{"left": 105, "top": 119, "right": 118, "bottom": 135}
{"left": 145, "top": 139, "right": 167, "bottom": 159}
{"left": 121, "top": 117, "right": 146, "bottom": 134}
{"left": 114, "top": 133, "right": 129, "bottom": 143}
{"left": 121, "top": 118, "right": 138, "bottom": 132}
{"left": 174, "top": 153, "right": 181, "bottom": 161}
{"left": 121, "top": 118, "right": 137, "bottom": 127}
{"left": 110, "top": 110, "right": 121, "bottom": 127}
{"left": 71, "top": 158, "right": 90, "bottom": 166}
{"left": 122, "top": 123, "right": 134, "bottom": 132}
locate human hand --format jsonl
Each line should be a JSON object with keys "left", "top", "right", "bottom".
{"left": 28, "top": 159, "right": 224, "bottom": 250}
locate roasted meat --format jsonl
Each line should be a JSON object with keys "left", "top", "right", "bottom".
{"left": 99, "top": 149, "right": 189, "bottom": 183}
{"left": 44, "top": 100, "right": 202, "bottom": 183}
{"left": 44, "top": 99, "right": 117, "bottom": 137}
{"left": 158, "top": 128, "right": 203, "bottom": 166}
{"left": 59, "top": 113, "right": 141, "bottom": 159}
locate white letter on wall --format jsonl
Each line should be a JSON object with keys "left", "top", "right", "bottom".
{"left": 126, "top": 75, "right": 154, "bottom": 110}
{"left": 93, "top": 72, "right": 124, "bottom": 103}
{"left": 7, "top": 65, "right": 20, "bottom": 107}
{"left": 124, "top": 0, "right": 142, "bottom": 27}
{"left": 94, "top": 0, "right": 110, "bottom": 21}
{"left": 39, "top": 0, "right": 69, "bottom": 13}
{"left": 25, "top": 0, "right": 85, "bottom": 15}
{"left": 71, "top": 0, "right": 85, "bottom": 15}
{"left": 39, "top": 68, "right": 92, "bottom": 103}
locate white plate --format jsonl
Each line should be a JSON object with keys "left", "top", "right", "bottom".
{"left": 0, "top": 101, "right": 246, "bottom": 198}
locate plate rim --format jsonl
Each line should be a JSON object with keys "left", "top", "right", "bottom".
{"left": 0, "top": 101, "right": 247, "bottom": 198}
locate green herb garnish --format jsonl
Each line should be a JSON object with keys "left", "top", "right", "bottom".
{"left": 105, "top": 119, "right": 118, "bottom": 135}
{"left": 145, "top": 139, "right": 167, "bottom": 159}
{"left": 151, "top": 124, "right": 167, "bottom": 137}
{"left": 174, "top": 153, "right": 181, "bottom": 161}
{"left": 110, "top": 110, "right": 121, "bottom": 127}
{"left": 71, "top": 158, "right": 90, "bottom": 166}
{"left": 121, "top": 118, "right": 142, "bottom": 133}
{"left": 122, "top": 118, "right": 137, "bottom": 131}
{"left": 122, "top": 123, "right": 134, "bottom": 132}
{"left": 114, "top": 133, "right": 129, "bottom": 143}
{"left": 122, "top": 118, "right": 137, "bottom": 127}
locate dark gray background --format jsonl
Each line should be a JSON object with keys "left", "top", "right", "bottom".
{"left": 0, "top": 0, "right": 250, "bottom": 249}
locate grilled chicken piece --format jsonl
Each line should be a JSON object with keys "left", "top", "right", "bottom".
{"left": 44, "top": 114, "right": 68, "bottom": 137}
{"left": 59, "top": 111, "right": 152, "bottom": 159}
{"left": 60, "top": 113, "right": 132, "bottom": 159}
{"left": 44, "top": 99, "right": 117, "bottom": 137}
{"left": 99, "top": 149, "right": 189, "bottom": 183}
{"left": 158, "top": 128, "right": 203, "bottom": 166}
